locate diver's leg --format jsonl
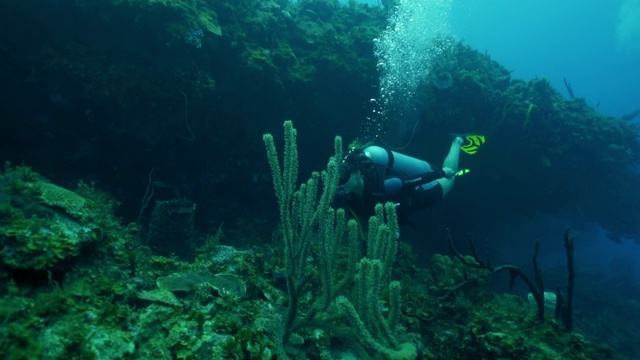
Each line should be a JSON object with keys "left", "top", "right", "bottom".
{"left": 436, "top": 177, "right": 454, "bottom": 197}
{"left": 443, "top": 137, "right": 464, "bottom": 170}
{"left": 438, "top": 137, "right": 464, "bottom": 197}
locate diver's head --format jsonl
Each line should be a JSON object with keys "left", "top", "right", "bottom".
{"left": 337, "top": 170, "right": 364, "bottom": 198}
{"left": 339, "top": 139, "right": 374, "bottom": 176}
{"left": 337, "top": 147, "right": 371, "bottom": 198}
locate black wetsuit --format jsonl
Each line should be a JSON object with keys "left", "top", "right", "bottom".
{"left": 340, "top": 146, "right": 446, "bottom": 221}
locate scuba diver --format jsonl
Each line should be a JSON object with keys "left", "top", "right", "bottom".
{"left": 335, "top": 134, "right": 486, "bottom": 222}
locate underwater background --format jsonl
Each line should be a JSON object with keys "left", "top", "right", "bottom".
{"left": 1, "top": 0, "right": 639, "bottom": 358}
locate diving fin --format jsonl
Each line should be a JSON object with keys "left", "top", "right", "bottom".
{"left": 451, "top": 133, "right": 486, "bottom": 155}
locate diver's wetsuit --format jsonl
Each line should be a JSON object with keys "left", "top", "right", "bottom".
{"left": 347, "top": 145, "right": 446, "bottom": 220}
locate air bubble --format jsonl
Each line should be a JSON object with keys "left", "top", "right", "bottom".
{"left": 361, "top": 0, "right": 455, "bottom": 143}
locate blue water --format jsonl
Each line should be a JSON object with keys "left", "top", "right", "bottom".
{"left": 450, "top": 0, "right": 640, "bottom": 117}
{"left": 356, "top": 0, "right": 640, "bottom": 117}
{"left": 446, "top": 0, "right": 640, "bottom": 275}
{"left": 364, "top": 0, "right": 640, "bottom": 325}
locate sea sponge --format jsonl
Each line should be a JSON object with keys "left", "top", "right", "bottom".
{"left": 157, "top": 270, "right": 247, "bottom": 297}
{"left": 36, "top": 182, "right": 87, "bottom": 218}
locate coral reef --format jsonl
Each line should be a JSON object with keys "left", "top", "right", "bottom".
{"left": 421, "top": 42, "right": 640, "bottom": 243}
{"left": 0, "top": 155, "right": 630, "bottom": 359}
{"left": 0, "top": 165, "right": 124, "bottom": 270}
